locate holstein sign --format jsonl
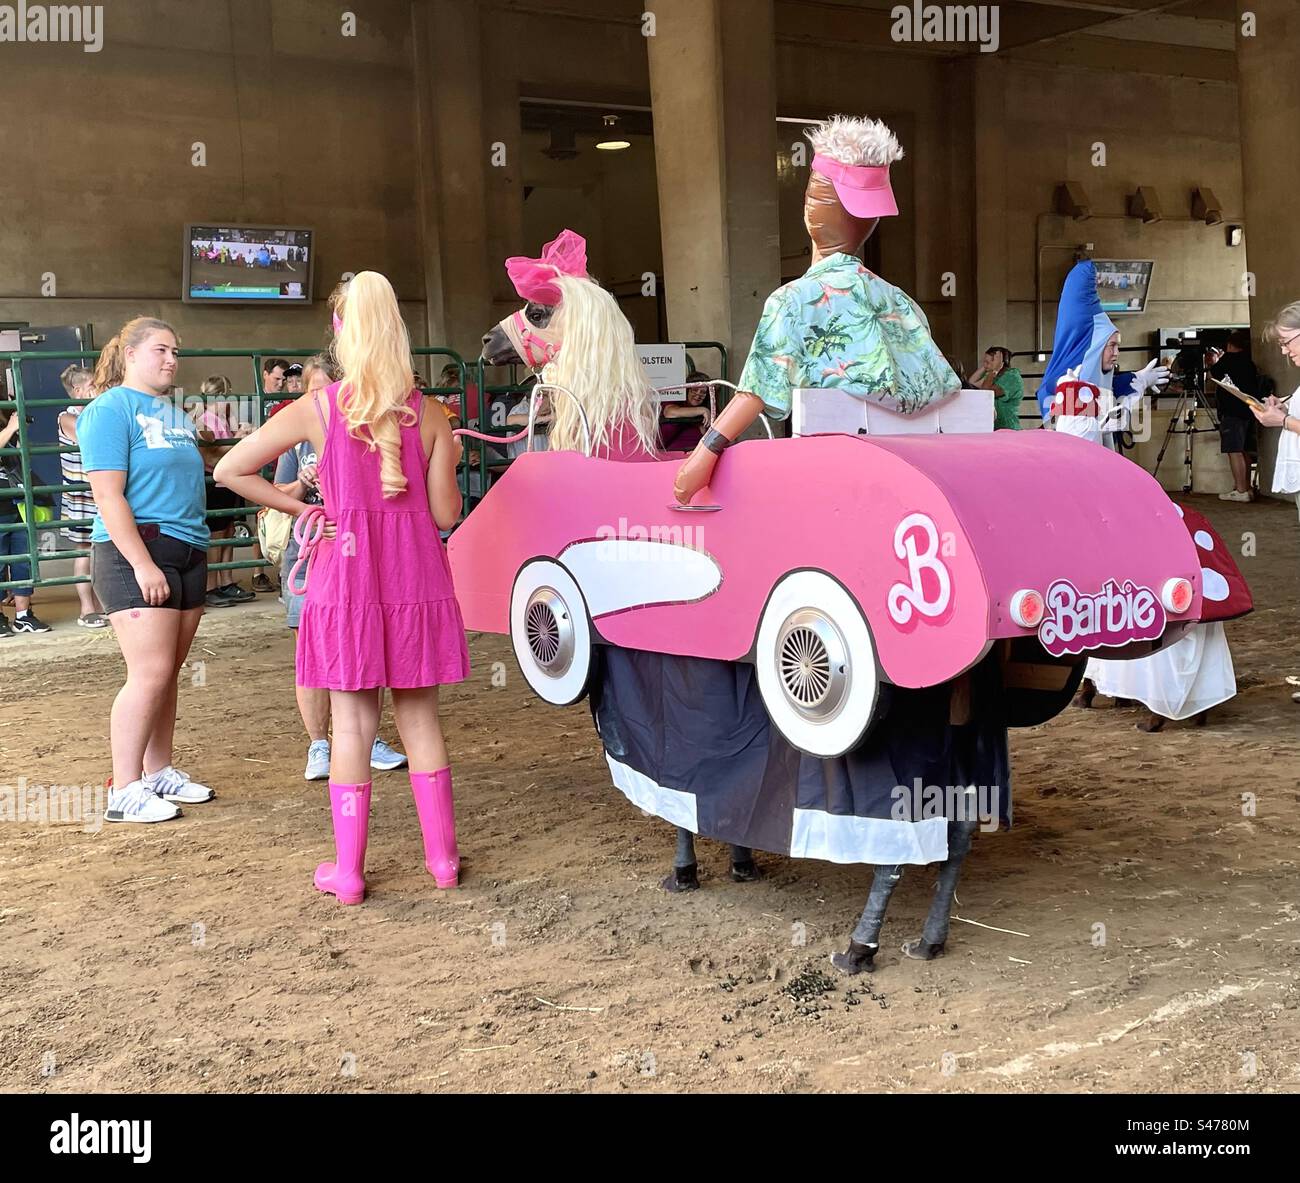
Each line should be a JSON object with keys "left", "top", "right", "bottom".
{"left": 637, "top": 344, "right": 687, "bottom": 398}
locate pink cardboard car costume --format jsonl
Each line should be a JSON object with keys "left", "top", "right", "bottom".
{"left": 461, "top": 117, "right": 1214, "bottom": 978}
{"left": 451, "top": 431, "right": 1201, "bottom": 755}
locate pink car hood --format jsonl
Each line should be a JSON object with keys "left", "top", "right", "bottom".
{"left": 448, "top": 431, "right": 1200, "bottom": 688}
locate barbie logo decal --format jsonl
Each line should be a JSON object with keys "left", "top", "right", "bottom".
{"left": 887, "top": 513, "right": 952, "bottom": 625}
{"left": 1038, "top": 578, "right": 1165, "bottom": 657}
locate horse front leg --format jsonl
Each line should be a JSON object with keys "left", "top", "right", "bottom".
{"left": 830, "top": 863, "right": 905, "bottom": 976}
{"left": 902, "top": 818, "right": 980, "bottom": 960}
{"left": 661, "top": 826, "right": 700, "bottom": 892}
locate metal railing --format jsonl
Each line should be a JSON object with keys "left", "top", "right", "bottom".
{"left": 0, "top": 345, "right": 473, "bottom": 591}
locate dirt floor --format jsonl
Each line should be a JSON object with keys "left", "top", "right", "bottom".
{"left": 2, "top": 493, "right": 1298, "bottom": 1094}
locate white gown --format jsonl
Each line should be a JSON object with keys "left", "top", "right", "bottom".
{"left": 1067, "top": 372, "right": 1237, "bottom": 719}
{"left": 1086, "top": 623, "right": 1236, "bottom": 720}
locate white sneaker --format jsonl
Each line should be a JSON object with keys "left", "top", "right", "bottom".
{"left": 105, "top": 780, "right": 181, "bottom": 824}
{"left": 1217, "top": 490, "right": 1253, "bottom": 502}
{"left": 304, "top": 740, "right": 331, "bottom": 781}
{"left": 145, "top": 765, "right": 215, "bottom": 803}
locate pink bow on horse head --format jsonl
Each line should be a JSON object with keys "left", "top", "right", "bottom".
{"left": 505, "top": 230, "right": 588, "bottom": 305}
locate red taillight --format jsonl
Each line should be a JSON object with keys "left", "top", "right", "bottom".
{"left": 1162, "top": 577, "right": 1194, "bottom": 614}
{"left": 1010, "top": 589, "right": 1044, "bottom": 629}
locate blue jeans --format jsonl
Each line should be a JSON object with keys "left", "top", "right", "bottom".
{"left": 0, "top": 521, "right": 34, "bottom": 597}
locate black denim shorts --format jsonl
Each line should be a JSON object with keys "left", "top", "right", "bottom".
{"left": 1219, "top": 416, "right": 1256, "bottom": 455}
{"left": 93, "top": 526, "right": 208, "bottom": 613}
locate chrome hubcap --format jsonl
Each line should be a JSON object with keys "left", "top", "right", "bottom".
{"left": 525, "top": 588, "right": 574, "bottom": 676}
{"left": 776, "top": 609, "right": 849, "bottom": 720}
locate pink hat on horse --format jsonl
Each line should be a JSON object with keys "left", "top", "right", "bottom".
{"left": 505, "top": 229, "right": 589, "bottom": 305}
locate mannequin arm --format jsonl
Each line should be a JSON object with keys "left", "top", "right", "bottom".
{"left": 672, "top": 391, "right": 766, "bottom": 505}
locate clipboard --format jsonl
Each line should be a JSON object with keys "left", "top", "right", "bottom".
{"left": 1207, "top": 375, "right": 1280, "bottom": 412}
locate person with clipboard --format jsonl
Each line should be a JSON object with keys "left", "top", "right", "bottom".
{"left": 1249, "top": 303, "right": 1300, "bottom": 702}
{"left": 1206, "top": 330, "right": 1261, "bottom": 501}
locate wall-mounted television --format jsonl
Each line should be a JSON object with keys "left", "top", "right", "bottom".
{"left": 184, "top": 224, "right": 315, "bottom": 305}
{"left": 1094, "top": 258, "right": 1154, "bottom": 315}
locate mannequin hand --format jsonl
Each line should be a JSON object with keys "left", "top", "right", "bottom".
{"left": 673, "top": 446, "right": 718, "bottom": 505}
{"left": 1131, "top": 359, "right": 1171, "bottom": 394}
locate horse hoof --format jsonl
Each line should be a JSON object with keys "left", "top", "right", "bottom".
{"left": 901, "top": 938, "right": 945, "bottom": 961}
{"left": 830, "top": 940, "right": 877, "bottom": 976}
{"left": 661, "top": 864, "right": 699, "bottom": 893}
{"left": 730, "top": 859, "right": 762, "bottom": 883}
{"left": 1136, "top": 714, "right": 1166, "bottom": 733}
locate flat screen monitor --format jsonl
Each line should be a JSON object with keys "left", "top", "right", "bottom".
{"left": 184, "top": 224, "right": 314, "bottom": 305}
{"left": 1094, "top": 259, "right": 1154, "bottom": 315}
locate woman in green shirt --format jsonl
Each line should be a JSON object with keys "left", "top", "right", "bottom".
{"left": 971, "top": 346, "right": 1024, "bottom": 430}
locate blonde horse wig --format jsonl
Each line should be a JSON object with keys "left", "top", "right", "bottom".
{"left": 540, "top": 273, "right": 659, "bottom": 458}
{"left": 332, "top": 271, "right": 417, "bottom": 498}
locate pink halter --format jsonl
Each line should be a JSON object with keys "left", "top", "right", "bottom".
{"left": 502, "top": 309, "right": 561, "bottom": 370}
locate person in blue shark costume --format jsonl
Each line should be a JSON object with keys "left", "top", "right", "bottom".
{"left": 1037, "top": 260, "right": 1169, "bottom": 449}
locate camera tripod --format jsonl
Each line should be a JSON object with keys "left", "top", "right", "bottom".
{"left": 1150, "top": 382, "right": 1220, "bottom": 493}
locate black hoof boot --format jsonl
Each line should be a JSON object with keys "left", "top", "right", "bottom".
{"left": 901, "top": 938, "right": 946, "bottom": 961}
{"left": 830, "top": 940, "right": 878, "bottom": 976}
{"left": 661, "top": 864, "right": 700, "bottom": 893}
{"left": 730, "top": 859, "right": 762, "bottom": 883}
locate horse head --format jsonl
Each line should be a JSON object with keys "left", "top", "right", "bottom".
{"left": 481, "top": 300, "right": 559, "bottom": 370}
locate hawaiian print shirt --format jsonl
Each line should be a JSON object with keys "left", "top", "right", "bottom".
{"left": 737, "top": 253, "right": 960, "bottom": 420}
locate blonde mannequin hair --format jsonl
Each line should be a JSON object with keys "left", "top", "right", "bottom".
{"left": 541, "top": 274, "right": 658, "bottom": 457}
{"left": 806, "top": 115, "right": 904, "bottom": 166}
{"left": 332, "top": 271, "right": 416, "bottom": 498}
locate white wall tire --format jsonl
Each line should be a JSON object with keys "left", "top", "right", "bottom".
{"left": 754, "top": 570, "right": 880, "bottom": 758}
{"left": 510, "top": 559, "right": 593, "bottom": 706}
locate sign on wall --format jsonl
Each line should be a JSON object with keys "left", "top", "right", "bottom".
{"left": 637, "top": 344, "right": 687, "bottom": 400}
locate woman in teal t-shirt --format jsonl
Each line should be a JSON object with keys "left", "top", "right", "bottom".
{"left": 79, "top": 318, "right": 217, "bottom": 824}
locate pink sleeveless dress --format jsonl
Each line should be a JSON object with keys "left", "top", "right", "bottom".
{"left": 296, "top": 384, "right": 470, "bottom": 691}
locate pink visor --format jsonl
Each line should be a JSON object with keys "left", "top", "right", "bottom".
{"left": 811, "top": 153, "right": 898, "bottom": 219}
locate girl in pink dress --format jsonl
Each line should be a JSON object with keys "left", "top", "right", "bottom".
{"left": 216, "top": 272, "right": 469, "bottom": 904}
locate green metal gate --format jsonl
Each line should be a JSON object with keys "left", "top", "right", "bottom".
{"left": 1, "top": 341, "right": 727, "bottom": 593}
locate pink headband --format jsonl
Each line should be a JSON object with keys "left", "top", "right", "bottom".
{"left": 505, "top": 229, "right": 588, "bottom": 305}
{"left": 331, "top": 311, "right": 343, "bottom": 335}
{"left": 811, "top": 153, "right": 898, "bottom": 219}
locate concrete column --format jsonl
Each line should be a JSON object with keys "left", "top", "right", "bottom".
{"left": 412, "top": 0, "right": 493, "bottom": 359}
{"left": 970, "top": 56, "right": 1008, "bottom": 359}
{"left": 1236, "top": 0, "right": 1300, "bottom": 493}
{"left": 483, "top": 72, "right": 526, "bottom": 324}
{"left": 646, "top": 0, "right": 779, "bottom": 368}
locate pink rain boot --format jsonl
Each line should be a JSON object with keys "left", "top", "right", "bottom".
{"left": 409, "top": 768, "right": 459, "bottom": 889}
{"left": 314, "top": 782, "right": 372, "bottom": 905}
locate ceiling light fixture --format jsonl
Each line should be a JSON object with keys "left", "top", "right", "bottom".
{"left": 595, "top": 114, "right": 630, "bottom": 151}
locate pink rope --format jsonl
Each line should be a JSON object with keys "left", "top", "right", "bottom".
{"left": 452, "top": 426, "right": 532, "bottom": 446}
{"left": 286, "top": 506, "right": 327, "bottom": 596}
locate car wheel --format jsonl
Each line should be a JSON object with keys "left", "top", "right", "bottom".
{"left": 755, "top": 570, "right": 880, "bottom": 758}
{"left": 510, "top": 559, "right": 593, "bottom": 706}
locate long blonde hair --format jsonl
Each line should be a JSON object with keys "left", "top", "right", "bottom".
{"left": 541, "top": 274, "right": 658, "bottom": 457}
{"left": 333, "top": 272, "right": 416, "bottom": 498}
